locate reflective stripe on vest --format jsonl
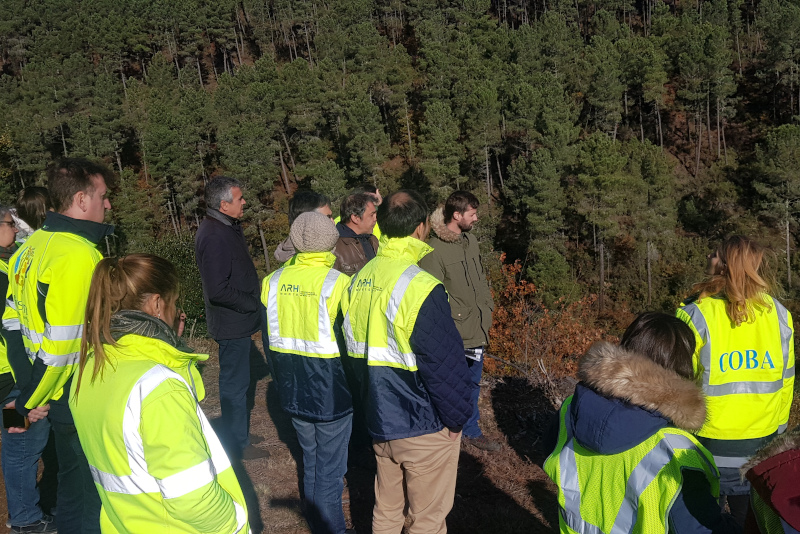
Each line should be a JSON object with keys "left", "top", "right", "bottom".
{"left": 559, "top": 433, "right": 711, "bottom": 534}
{"left": 343, "top": 265, "right": 421, "bottom": 371}
{"left": 267, "top": 268, "right": 341, "bottom": 356}
{"left": 682, "top": 300, "right": 794, "bottom": 396}
{"left": 88, "top": 365, "right": 246, "bottom": 533}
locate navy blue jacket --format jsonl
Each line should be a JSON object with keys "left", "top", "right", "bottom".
{"left": 567, "top": 384, "right": 740, "bottom": 534}
{"left": 194, "top": 210, "right": 261, "bottom": 340}
{"left": 347, "top": 284, "right": 473, "bottom": 441}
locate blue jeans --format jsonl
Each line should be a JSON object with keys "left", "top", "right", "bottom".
{"left": 462, "top": 356, "right": 484, "bottom": 439}
{"left": 0, "top": 393, "right": 50, "bottom": 527}
{"left": 292, "top": 414, "right": 353, "bottom": 534}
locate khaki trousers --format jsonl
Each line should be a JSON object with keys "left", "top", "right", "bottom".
{"left": 372, "top": 428, "right": 461, "bottom": 534}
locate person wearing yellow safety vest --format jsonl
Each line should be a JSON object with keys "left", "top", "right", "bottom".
{"left": 545, "top": 312, "right": 740, "bottom": 534}
{"left": 0, "top": 205, "right": 57, "bottom": 533}
{"left": 343, "top": 190, "right": 472, "bottom": 534}
{"left": 262, "top": 211, "right": 354, "bottom": 534}
{"left": 3, "top": 158, "right": 114, "bottom": 533}
{"left": 741, "top": 426, "right": 800, "bottom": 534}
{"left": 70, "top": 254, "right": 250, "bottom": 534}
{"left": 677, "top": 236, "right": 794, "bottom": 524}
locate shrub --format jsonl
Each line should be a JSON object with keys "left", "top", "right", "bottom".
{"left": 488, "top": 254, "right": 610, "bottom": 380}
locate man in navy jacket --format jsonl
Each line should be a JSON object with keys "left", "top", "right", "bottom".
{"left": 195, "top": 176, "right": 269, "bottom": 460}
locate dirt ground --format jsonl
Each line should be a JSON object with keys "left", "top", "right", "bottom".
{"left": 0, "top": 336, "right": 561, "bottom": 533}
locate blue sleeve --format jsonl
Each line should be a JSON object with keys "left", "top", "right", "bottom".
{"left": 669, "top": 469, "right": 742, "bottom": 534}
{"left": 409, "top": 285, "right": 472, "bottom": 431}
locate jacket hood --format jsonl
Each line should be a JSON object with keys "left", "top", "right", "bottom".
{"left": 569, "top": 342, "right": 706, "bottom": 454}
{"left": 742, "top": 426, "right": 800, "bottom": 474}
{"left": 293, "top": 251, "right": 337, "bottom": 268}
{"left": 274, "top": 235, "right": 296, "bottom": 263}
{"left": 429, "top": 207, "right": 462, "bottom": 244}
{"left": 377, "top": 235, "right": 433, "bottom": 263}
{"left": 578, "top": 342, "right": 707, "bottom": 431}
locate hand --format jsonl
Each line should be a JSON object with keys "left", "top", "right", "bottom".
{"left": 448, "top": 429, "right": 461, "bottom": 441}
{"left": 175, "top": 311, "right": 187, "bottom": 337}
{"left": 27, "top": 404, "right": 50, "bottom": 423}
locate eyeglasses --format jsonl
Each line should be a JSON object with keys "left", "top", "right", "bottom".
{"left": 0, "top": 221, "right": 16, "bottom": 228}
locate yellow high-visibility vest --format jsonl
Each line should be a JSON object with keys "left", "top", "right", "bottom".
{"left": 677, "top": 295, "right": 794, "bottom": 444}
{"left": 263, "top": 251, "right": 350, "bottom": 359}
{"left": 0, "top": 258, "right": 11, "bottom": 376}
{"left": 343, "top": 236, "right": 439, "bottom": 372}
{"left": 3, "top": 229, "right": 102, "bottom": 407}
{"left": 70, "top": 334, "right": 249, "bottom": 534}
{"left": 544, "top": 395, "right": 719, "bottom": 534}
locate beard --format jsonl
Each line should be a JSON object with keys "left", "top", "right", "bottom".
{"left": 457, "top": 219, "right": 474, "bottom": 232}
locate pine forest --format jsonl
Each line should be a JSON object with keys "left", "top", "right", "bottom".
{"left": 1, "top": 0, "right": 800, "bottom": 366}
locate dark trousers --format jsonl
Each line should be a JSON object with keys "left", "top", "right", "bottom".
{"left": 51, "top": 422, "right": 101, "bottom": 534}
{"left": 218, "top": 337, "right": 260, "bottom": 453}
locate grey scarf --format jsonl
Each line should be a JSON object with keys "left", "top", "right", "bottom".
{"left": 109, "top": 310, "right": 193, "bottom": 353}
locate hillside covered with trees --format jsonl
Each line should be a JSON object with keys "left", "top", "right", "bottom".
{"left": 1, "top": 0, "right": 800, "bottom": 341}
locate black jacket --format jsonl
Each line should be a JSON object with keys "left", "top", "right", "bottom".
{"left": 194, "top": 210, "right": 261, "bottom": 340}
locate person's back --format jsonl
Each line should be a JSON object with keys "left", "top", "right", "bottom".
{"left": 679, "top": 294, "right": 792, "bottom": 441}
{"left": 677, "top": 236, "right": 794, "bottom": 524}
{"left": 344, "top": 190, "right": 472, "bottom": 534}
{"left": 70, "top": 254, "right": 249, "bottom": 534}
{"left": 545, "top": 313, "right": 739, "bottom": 534}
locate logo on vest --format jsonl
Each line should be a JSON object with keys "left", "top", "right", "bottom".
{"left": 718, "top": 350, "right": 776, "bottom": 372}
{"left": 280, "top": 284, "right": 300, "bottom": 292}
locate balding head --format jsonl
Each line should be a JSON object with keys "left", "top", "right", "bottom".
{"left": 376, "top": 190, "right": 429, "bottom": 239}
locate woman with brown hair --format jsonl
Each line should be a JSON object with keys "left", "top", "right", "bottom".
{"left": 677, "top": 236, "right": 794, "bottom": 524}
{"left": 70, "top": 254, "right": 250, "bottom": 533}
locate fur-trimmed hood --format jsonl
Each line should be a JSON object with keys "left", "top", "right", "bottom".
{"left": 429, "top": 206, "right": 462, "bottom": 243}
{"left": 567, "top": 342, "right": 707, "bottom": 455}
{"left": 578, "top": 342, "right": 707, "bottom": 430}
{"left": 742, "top": 426, "right": 800, "bottom": 474}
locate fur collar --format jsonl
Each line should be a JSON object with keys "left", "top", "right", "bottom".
{"left": 430, "top": 206, "right": 462, "bottom": 244}
{"left": 742, "top": 426, "right": 800, "bottom": 474}
{"left": 578, "top": 342, "right": 707, "bottom": 431}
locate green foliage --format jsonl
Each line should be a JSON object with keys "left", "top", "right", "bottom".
{"left": 139, "top": 235, "right": 206, "bottom": 335}
{"left": 0, "top": 0, "right": 798, "bottom": 327}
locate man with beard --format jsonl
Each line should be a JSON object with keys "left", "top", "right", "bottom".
{"left": 419, "top": 191, "right": 500, "bottom": 452}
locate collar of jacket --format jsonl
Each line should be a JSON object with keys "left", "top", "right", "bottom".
{"left": 206, "top": 208, "right": 240, "bottom": 227}
{"left": 336, "top": 222, "right": 372, "bottom": 239}
{"left": 577, "top": 341, "right": 707, "bottom": 431}
{"left": 377, "top": 235, "right": 433, "bottom": 263}
{"left": 102, "top": 334, "right": 208, "bottom": 400}
{"left": 42, "top": 212, "right": 114, "bottom": 244}
{"left": 293, "top": 251, "right": 337, "bottom": 268}
{"left": 0, "top": 242, "right": 17, "bottom": 262}
{"left": 429, "top": 206, "right": 463, "bottom": 244}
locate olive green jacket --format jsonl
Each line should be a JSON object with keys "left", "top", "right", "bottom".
{"left": 419, "top": 207, "right": 494, "bottom": 348}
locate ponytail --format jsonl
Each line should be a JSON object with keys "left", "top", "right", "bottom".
{"left": 76, "top": 254, "right": 180, "bottom": 395}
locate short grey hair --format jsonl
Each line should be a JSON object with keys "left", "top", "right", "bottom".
{"left": 340, "top": 193, "right": 377, "bottom": 225}
{"left": 0, "top": 205, "right": 12, "bottom": 221}
{"left": 205, "top": 176, "right": 242, "bottom": 210}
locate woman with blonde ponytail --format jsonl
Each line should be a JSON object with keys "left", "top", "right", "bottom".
{"left": 70, "top": 254, "right": 250, "bottom": 533}
{"left": 677, "top": 236, "right": 794, "bottom": 525}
